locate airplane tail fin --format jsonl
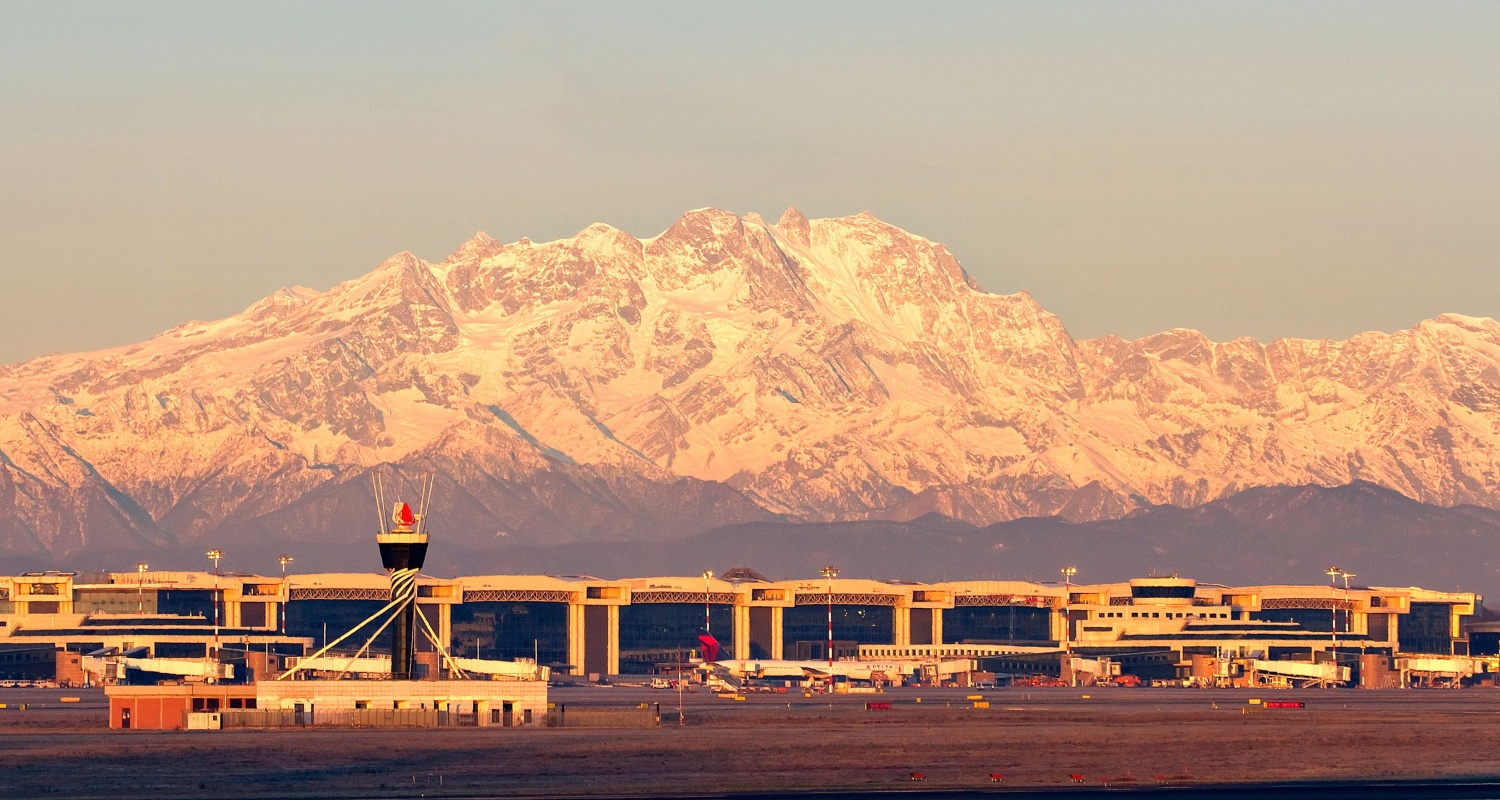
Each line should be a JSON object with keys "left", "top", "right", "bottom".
{"left": 697, "top": 634, "right": 722, "bottom": 663}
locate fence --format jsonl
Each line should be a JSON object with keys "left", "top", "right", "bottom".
{"left": 220, "top": 709, "right": 301, "bottom": 728}
{"left": 218, "top": 708, "right": 480, "bottom": 728}
{"left": 548, "top": 704, "right": 659, "bottom": 729}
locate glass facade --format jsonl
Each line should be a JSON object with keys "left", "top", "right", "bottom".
{"left": 158, "top": 589, "right": 215, "bottom": 620}
{"left": 1250, "top": 608, "right": 1336, "bottom": 633}
{"left": 75, "top": 588, "right": 154, "bottom": 614}
{"left": 943, "top": 606, "right": 1052, "bottom": 643}
{"left": 449, "top": 601, "right": 568, "bottom": 667}
{"left": 286, "top": 599, "right": 391, "bottom": 653}
{"left": 1130, "top": 585, "right": 1196, "bottom": 599}
{"left": 239, "top": 602, "right": 268, "bottom": 628}
{"left": 783, "top": 604, "right": 894, "bottom": 648}
{"left": 618, "top": 603, "right": 733, "bottom": 672}
{"left": 155, "top": 641, "right": 209, "bottom": 658}
{"left": 1470, "top": 629, "right": 1500, "bottom": 657}
{"left": 1400, "top": 602, "right": 1456, "bottom": 655}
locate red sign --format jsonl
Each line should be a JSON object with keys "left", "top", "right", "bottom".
{"left": 866, "top": 702, "right": 892, "bottom": 710}
{"left": 1264, "top": 701, "right": 1306, "bottom": 709}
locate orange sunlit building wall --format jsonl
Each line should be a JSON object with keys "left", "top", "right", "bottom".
{"left": 107, "top": 685, "right": 256, "bottom": 730}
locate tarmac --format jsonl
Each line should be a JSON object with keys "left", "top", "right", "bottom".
{"left": 2, "top": 685, "right": 1498, "bottom": 798}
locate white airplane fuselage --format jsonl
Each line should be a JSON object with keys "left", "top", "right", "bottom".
{"left": 712, "top": 658, "right": 919, "bottom": 681}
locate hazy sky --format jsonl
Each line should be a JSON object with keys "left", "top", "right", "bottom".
{"left": 2, "top": 2, "right": 1496, "bottom": 364}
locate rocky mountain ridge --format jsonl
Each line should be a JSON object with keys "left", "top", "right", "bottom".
{"left": 1, "top": 207, "right": 1496, "bottom": 558}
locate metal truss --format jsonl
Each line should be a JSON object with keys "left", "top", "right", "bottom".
{"left": 1262, "top": 597, "right": 1355, "bottom": 611}
{"left": 794, "top": 592, "right": 900, "bottom": 606}
{"left": 461, "top": 589, "right": 577, "bottom": 604}
{"left": 289, "top": 587, "right": 390, "bottom": 601}
{"left": 954, "top": 594, "right": 1058, "bottom": 608}
{"left": 630, "top": 591, "right": 737, "bottom": 604}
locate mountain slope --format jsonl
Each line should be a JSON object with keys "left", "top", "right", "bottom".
{"left": 0, "top": 208, "right": 1496, "bottom": 558}
{"left": 428, "top": 482, "right": 1500, "bottom": 597}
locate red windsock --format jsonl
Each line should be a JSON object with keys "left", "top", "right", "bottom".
{"left": 698, "top": 634, "right": 721, "bottom": 663}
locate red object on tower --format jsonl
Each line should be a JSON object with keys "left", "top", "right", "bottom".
{"left": 395, "top": 502, "right": 414, "bottom": 527}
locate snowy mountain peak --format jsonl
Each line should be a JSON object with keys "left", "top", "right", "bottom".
{"left": 1431, "top": 312, "right": 1499, "bottom": 333}
{"left": 243, "top": 285, "right": 321, "bottom": 321}
{"left": 444, "top": 231, "right": 501, "bottom": 265}
{"left": 0, "top": 208, "right": 1495, "bottom": 559}
{"left": 775, "top": 207, "right": 811, "bottom": 247}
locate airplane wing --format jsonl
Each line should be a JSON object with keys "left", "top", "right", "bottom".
{"left": 800, "top": 666, "right": 830, "bottom": 677}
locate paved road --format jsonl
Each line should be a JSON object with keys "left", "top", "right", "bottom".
{"left": 0, "top": 686, "right": 106, "bottom": 709}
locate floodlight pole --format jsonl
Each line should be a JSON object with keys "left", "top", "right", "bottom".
{"left": 1340, "top": 571, "right": 1356, "bottom": 636}
{"left": 278, "top": 555, "right": 294, "bottom": 635}
{"left": 1325, "top": 566, "right": 1342, "bottom": 684}
{"left": 702, "top": 570, "right": 714, "bottom": 635}
{"left": 821, "top": 566, "right": 839, "bottom": 671}
{"left": 135, "top": 563, "right": 149, "bottom": 614}
{"left": 207, "top": 549, "right": 224, "bottom": 656}
{"left": 1060, "top": 566, "right": 1077, "bottom": 687}
{"left": 1340, "top": 570, "right": 1356, "bottom": 684}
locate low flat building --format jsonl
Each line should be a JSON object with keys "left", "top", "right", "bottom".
{"left": 105, "top": 677, "right": 548, "bottom": 730}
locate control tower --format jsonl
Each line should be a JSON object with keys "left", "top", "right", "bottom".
{"left": 377, "top": 501, "right": 428, "bottom": 680}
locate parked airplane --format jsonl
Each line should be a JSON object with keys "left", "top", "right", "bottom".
{"left": 695, "top": 635, "right": 921, "bottom": 682}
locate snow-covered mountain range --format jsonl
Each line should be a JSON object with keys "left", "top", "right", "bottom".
{"left": 2, "top": 207, "right": 1497, "bottom": 560}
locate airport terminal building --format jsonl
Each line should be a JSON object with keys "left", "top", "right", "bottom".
{"left": 0, "top": 569, "right": 1481, "bottom": 683}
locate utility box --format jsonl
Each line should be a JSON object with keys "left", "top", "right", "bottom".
{"left": 186, "top": 712, "right": 222, "bottom": 730}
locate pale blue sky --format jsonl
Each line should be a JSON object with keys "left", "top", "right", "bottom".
{"left": 2, "top": 2, "right": 1496, "bottom": 363}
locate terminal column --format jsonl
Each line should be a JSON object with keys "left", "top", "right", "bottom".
{"left": 732, "top": 605, "right": 752, "bottom": 660}
{"left": 1050, "top": 604, "right": 1068, "bottom": 644}
{"left": 771, "top": 607, "right": 784, "bottom": 660}
{"left": 893, "top": 607, "right": 912, "bottom": 647}
{"left": 930, "top": 608, "right": 944, "bottom": 647}
{"left": 607, "top": 604, "right": 620, "bottom": 677}
{"left": 567, "top": 602, "right": 586, "bottom": 677}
